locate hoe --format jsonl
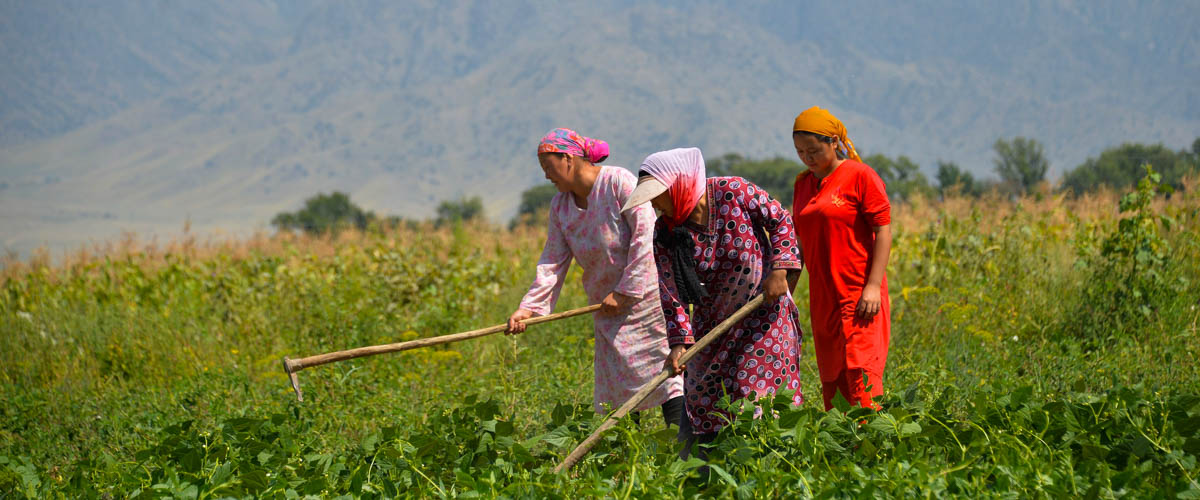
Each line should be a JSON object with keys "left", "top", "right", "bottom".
{"left": 554, "top": 295, "right": 764, "bottom": 473}
{"left": 282, "top": 303, "right": 601, "bottom": 401}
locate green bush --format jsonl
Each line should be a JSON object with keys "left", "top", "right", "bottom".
{"left": 706, "top": 153, "right": 803, "bottom": 203}
{"left": 1068, "top": 165, "right": 1182, "bottom": 342}
{"left": 863, "top": 153, "right": 936, "bottom": 202}
{"left": 1061, "top": 141, "right": 1199, "bottom": 195}
{"left": 936, "top": 160, "right": 982, "bottom": 198}
{"left": 994, "top": 137, "right": 1049, "bottom": 195}
{"left": 272, "top": 191, "right": 376, "bottom": 235}
{"left": 510, "top": 184, "right": 558, "bottom": 229}
{"left": 435, "top": 196, "right": 484, "bottom": 228}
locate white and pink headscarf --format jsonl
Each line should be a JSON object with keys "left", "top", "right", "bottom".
{"left": 638, "top": 147, "right": 706, "bottom": 229}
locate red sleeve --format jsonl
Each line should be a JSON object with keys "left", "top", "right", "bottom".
{"left": 858, "top": 166, "right": 891, "bottom": 227}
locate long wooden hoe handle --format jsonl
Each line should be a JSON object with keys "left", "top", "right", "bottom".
{"left": 553, "top": 295, "right": 765, "bottom": 474}
{"left": 282, "top": 303, "right": 602, "bottom": 401}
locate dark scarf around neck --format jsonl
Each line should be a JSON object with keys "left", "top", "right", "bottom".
{"left": 657, "top": 225, "right": 708, "bottom": 305}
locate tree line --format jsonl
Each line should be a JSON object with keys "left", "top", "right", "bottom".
{"left": 705, "top": 136, "right": 1198, "bottom": 207}
{"left": 271, "top": 192, "right": 484, "bottom": 235}
{"left": 273, "top": 137, "right": 1199, "bottom": 235}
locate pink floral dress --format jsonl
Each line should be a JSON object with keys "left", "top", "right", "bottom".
{"left": 655, "top": 177, "right": 805, "bottom": 433}
{"left": 519, "top": 166, "right": 685, "bottom": 413}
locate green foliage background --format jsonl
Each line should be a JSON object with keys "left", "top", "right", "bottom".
{"left": 706, "top": 154, "right": 803, "bottom": 203}
{"left": 3, "top": 171, "right": 1200, "bottom": 497}
{"left": 272, "top": 192, "right": 377, "bottom": 236}
{"left": 435, "top": 197, "right": 485, "bottom": 228}
{"left": 1062, "top": 143, "right": 1199, "bottom": 195}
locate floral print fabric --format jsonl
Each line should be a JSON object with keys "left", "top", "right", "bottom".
{"left": 655, "top": 177, "right": 805, "bottom": 432}
{"left": 519, "top": 166, "right": 684, "bottom": 413}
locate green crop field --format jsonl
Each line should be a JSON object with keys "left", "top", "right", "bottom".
{"left": 3, "top": 171, "right": 1200, "bottom": 498}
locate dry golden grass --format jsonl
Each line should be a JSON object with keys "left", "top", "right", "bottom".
{"left": 5, "top": 178, "right": 1194, "bottom": 282}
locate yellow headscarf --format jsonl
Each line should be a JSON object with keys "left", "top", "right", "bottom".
{"left": 792, "top": 106, "right": 861, "bottom": 162}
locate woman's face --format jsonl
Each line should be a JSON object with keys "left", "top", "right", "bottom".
{"left": 793, "top": 134, "right": 839, "bottom": 175}
{"left": 650, "top": 191, "right": 674, "bottom": 218}
{"left": 538, "top": 153, "right": 572, "bottom": 192}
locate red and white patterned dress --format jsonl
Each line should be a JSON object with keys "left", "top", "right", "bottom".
{"left": 655, "top": 177, "right": 805, "bottom": 433}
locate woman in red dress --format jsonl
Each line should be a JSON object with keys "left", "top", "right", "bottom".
{"left": 790, "top": 107, "right": 893, "bottom": 410}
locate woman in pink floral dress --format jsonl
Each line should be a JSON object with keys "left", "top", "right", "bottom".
{"left": 623, "top": 147, "right": 804, "bottom": 450}
{"left": 506, "top": 128, "right": 685, "bottom": 423}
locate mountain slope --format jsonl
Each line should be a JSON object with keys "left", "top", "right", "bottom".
{"left": 1, "top": 1, "right": 1197, "bottom": 254}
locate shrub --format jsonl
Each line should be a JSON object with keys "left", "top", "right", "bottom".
{"left": 706, "top": 153, "right": 803, "bottom": 203}
{"left": 510, "top": 184, "right": 558, "bottom": 228}
{"left": 993, "top": 137, "right": 1048, "bottom": 196}
{"left": 1068, "top": 165, "right": 1180, "bottom": 341}
{"left": 1061, "top": 141, "right": 1199, "bottom": 195}
{"left": 435, "top": 196, "right": 484, "bottom": 227}
{"left": 272, "top": 192, "right": 375, "bottom": 235}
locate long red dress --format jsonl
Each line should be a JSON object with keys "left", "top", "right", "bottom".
{"left": 792, "top": 160, "right": 891, "bottom": 409}
{"left": 656, "top": 177, "right": 805, "bottom": 433}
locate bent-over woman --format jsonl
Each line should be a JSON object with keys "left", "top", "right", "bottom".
{"left": 623, "top": 147, "right": 804, "bottom": 449}
{"left": 507, "top": 128, "right": 685, "bottom": 424}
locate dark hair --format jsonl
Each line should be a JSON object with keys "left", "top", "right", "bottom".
{"left": 793, "top": 130, "right": 836, "bottom": 144}
{"left": 793, "top": 131, "right": 846, "bottom": 159}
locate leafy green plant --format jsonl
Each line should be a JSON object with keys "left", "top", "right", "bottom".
{"left": 5, "top": 382, "right": 1198, "bottom": 497}
{"left": 1070, "top": 164, "right": 1181, "bottom": 341}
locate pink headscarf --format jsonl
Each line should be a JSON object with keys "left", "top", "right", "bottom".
{"left": 537, "top": 128, "right": 610, "bottom": 163}
{"left": 640, "top": 147, "right": 706, "bottom": 229}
